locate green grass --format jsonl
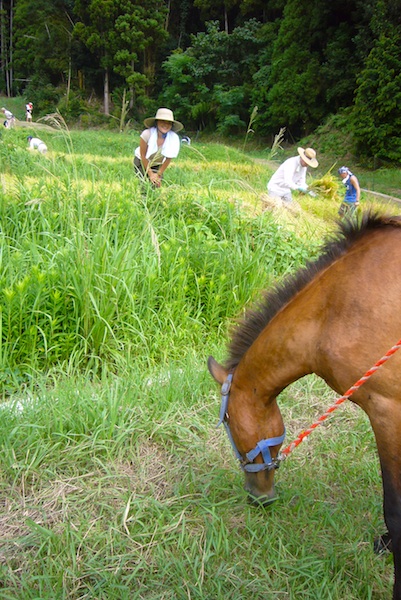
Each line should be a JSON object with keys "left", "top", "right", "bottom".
{"left": 0, "top": 372, "right": 393, "bottom": 599}
{"left": 0, "top": 122, "right": 399, "bottom": 598}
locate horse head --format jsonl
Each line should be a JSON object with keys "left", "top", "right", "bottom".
{"left": 208, "top": 356, "right": 285, "bottom": 506}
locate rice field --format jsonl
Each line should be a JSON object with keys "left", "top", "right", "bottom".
{"left": 0, "top": 119, "right": 400, "bottom": 599}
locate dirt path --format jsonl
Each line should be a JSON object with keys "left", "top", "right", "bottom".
{"left": 361, "top": 188, "right": 401, "bottom": 205}
{"left": 14, "top": 119, "right": 58, "bottom": 133}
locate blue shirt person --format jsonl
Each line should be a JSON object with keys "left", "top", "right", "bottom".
{"left": 338, "top": 166, "right": 361, "bottom": 216}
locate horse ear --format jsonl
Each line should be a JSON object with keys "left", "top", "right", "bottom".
{"left": 207, "top": 356, "right": 228, "bottom": 385}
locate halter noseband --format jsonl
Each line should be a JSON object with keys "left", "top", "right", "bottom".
{"left": 217, "top": 373, "right": 286, "bottom": 472}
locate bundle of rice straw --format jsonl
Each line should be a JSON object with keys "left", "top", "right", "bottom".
{"left": 309, "top": 172, "right": 340, "bottom": 201}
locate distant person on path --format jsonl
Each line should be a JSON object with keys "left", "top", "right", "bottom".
{"left": 337, "top": 166, "right": 361, "bottom": 217}
{"left": 27, "top": 136, "right": 47, "bottom": 154}
{"left": 2, "top": 107, "right": 15, "bottom": 128}
{"left": 26, "top": 102, "right": 33, "bottom": 122}
{"left": 134, "top": 108, "right": 183, "bottom": 188}
{"left": 267, "top": 147, "right": 319, "bottom": 204}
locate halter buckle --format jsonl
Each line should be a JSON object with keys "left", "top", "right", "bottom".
{"left": 220, "top": 374, "right": 232, "bottom": 396}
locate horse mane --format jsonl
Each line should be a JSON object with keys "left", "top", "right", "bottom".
{"left": 225, "top": 211, "right": 401, "bottom": 370}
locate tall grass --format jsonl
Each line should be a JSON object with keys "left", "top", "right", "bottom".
{"left": 0, "top": 123, "right": 399, "bottom": 598}
{"left": 0, "top": 126, "right": 324, "bottom": 393}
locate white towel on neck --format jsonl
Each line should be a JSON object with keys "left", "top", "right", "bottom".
{"left": 145, "top": 127, "right": 180, "bottom": 159}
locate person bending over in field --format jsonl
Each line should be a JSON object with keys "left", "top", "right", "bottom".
{"left": 2, "top": 107, "right": 15, "bottom": 128}
{"left": 134, "top": 108, "right": 183, "bottom": 188}
{"left": 267, "top": 147, "right": 319, "bottom": 205}
{"left": 27, "top": 136, "right": 47, "bottom": 154}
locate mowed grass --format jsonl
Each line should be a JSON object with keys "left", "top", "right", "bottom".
{"left": 0, "top": 371, "right": 394, "bottom": 599}
{"left": 0, "top": 122, "right": 400, "bottom": 599}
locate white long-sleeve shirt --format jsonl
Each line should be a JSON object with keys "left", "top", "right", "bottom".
{"left": 267, "top": 156, "right": 307, "bottom": 197}
{"left": 28, "top": 138, "right": 47, "bottom": 153}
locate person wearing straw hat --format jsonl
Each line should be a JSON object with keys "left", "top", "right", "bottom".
{"left": 267, "top": 147, "right": 318, "bottom": 205}
{"left": 134, "top": 108, "right": 184, "bottom": 187}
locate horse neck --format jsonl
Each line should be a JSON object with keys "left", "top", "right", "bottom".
{"left": 237, "top": 300, "right": 318, "bottom": 399}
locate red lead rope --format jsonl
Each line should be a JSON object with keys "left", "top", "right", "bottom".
{"left": 278, "top": 338, "right": 401, "bottom": 461}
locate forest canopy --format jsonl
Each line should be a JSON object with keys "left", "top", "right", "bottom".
{"left": 1, "top": 0, "right": 401, "bottom": 162}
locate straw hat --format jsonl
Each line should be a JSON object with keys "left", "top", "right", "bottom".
{"left": 144, "top": 108, "right": 183, "bottom": 132}
{"left": 297, "top": 147, "right": 318, "bottom": 168}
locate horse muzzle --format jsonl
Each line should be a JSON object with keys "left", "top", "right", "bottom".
{"left": 244, "top": 470, "right": 278, "bottom": 506}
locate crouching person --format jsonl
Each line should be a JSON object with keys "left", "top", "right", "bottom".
{"left": 134, "top": 108, "right": 183, "bottom": 188}
{"left": 27, "top": 136, "right": 47, "bottom": 154}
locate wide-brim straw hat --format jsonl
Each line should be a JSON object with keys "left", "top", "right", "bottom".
{"left": 297, "top": 147, "right": 318, "bottom": 168}
{"left": 144, "top": 108, "right": 183, "bottom": 132}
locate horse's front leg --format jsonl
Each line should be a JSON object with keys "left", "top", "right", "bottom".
{"left": 368, "top": 401, "right": 401, "bottom": 600}
{"left": 382, "top": 470, "right": 401, "bottom": 600}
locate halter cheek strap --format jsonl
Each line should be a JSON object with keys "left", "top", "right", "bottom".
{"left": 216, "top": 373, "right": 286, "bottom": 472}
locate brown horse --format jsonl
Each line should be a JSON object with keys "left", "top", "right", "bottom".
{"left": 208, "top": 212, "right": 401, "bottom": 599}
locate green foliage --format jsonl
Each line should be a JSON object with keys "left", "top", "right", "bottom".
{"left": 12, "top": 0, "right": 76, "bottom": 95}
{"left": 312, "top": 109, "right": 356, "bottom": 158}
{"left": 160, "top": 19, "right": 263, "bottom": 131}
{"left": 214, "top": 86, "right": 246, "bottom": 134}
{"left": 3, "top": 0, "right": 401, "bottom": 162}
{"left": 352, "top": 28, "right": 401, "bottom": 162}
{"left": 23, "top": 80, "right": 64, "bottom": 118}
{"left": 56, "top": 90, "right": 87, "bottom": 120}
{"left": 320, "top": 24, "right": 359, "bottom": 109}
{"left": 0, "top": 127, "right": 323, "bottom": 393}
{"left": 268, "top": 49, "right": 324, "bottom": 135}
{"left": 73, "top": 0, "right": 168, "bottom": 110}
{"left": 251, "top": 0, "right": 372, "bottom": 139}
{"left": 260, "top": 1, "right": 329, "bottom": 135}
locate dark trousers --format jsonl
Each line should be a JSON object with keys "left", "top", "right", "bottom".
{"left": 338, "top": 202, "right": 358, "bottom": 217}
{"left": 133, "top": 157, "right": 160, "bottom": 178}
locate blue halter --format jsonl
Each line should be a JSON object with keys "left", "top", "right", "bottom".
{"left": 217, "top": 373, "right": 286, "bottom": 472}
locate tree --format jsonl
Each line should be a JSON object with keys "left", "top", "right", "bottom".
{"left": 164, "top": 0, "right": 203, "bottom": 48}
{"left": 0, "top": 0, "right": 13, "bottom": 96}
{"left": 250, "top": 0, "right": 377, "bottom": 138}
{"left": 160, "top": 19, "right": 263, "bottom": 132}
{"left": 73, "top": 0, "right": 118, "bottom": 114}
{"left": 193, "top": 0, "right": 241, "bottom": 33}
{"left": 353, "top": 28, "right": 401, "bottom": 161}
{"left": 351, "top": 0, "right": 401, "bottom": 162}
{"left": 73, "top": 0, "right": 168, "bottom": 115}
{"left": 12, "top": 0, "right": 76, "bottom": 96}
{"left": 262, "top": 0, "right": 327, "bottom": 136}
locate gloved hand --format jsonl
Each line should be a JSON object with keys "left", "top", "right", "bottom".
{"left": 297, "top": 186, "right": 308, "bottom": 193}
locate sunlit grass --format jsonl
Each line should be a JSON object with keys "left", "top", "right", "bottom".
{"left": 0, "top": 125, "right": 399, "bottom": 598}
